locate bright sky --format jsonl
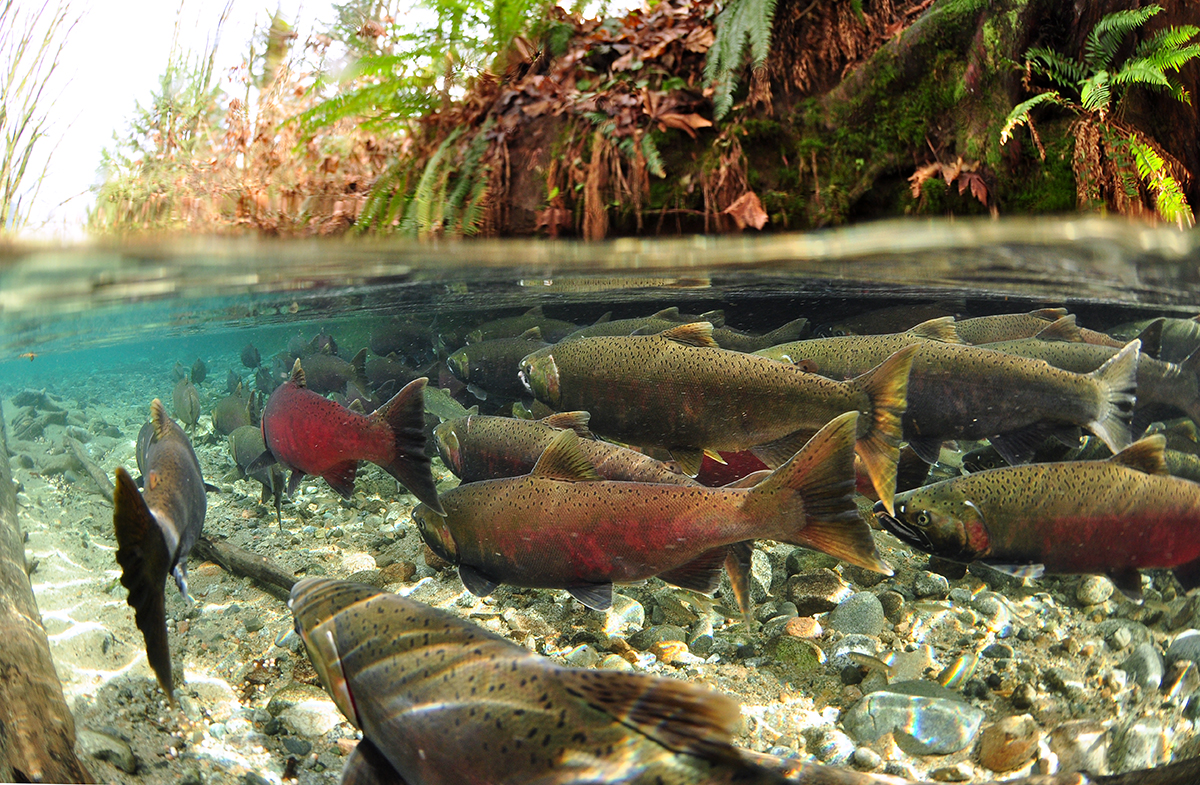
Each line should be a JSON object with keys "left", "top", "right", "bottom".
{"left": 23, "top": 0, "right": 309, "bottom": 239}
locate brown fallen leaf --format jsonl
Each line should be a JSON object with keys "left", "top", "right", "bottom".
{"left": 724, "top": 190, "right": 768, "bottom": 230}
{"left": 656, "top": 112, "right": 712, "bottom": 138}
{"left": 908, "top": 161, "right": 942, "bottom": 198}
{"left": 685, "top": 26, "right": 715, "bottom": 52}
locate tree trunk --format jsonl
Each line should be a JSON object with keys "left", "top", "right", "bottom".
{"left": 0, "top": 403, "right": 93, "bottom": 783}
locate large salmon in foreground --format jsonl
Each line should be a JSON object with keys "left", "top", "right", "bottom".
{"left": 113, "top": 398, "right": 207, "bottom": 703}
{"left": 289, "top": 578, "right": 1200, "bottom": 785}
{"left": 248, "top": 358, "right": 442, "bottom": 514}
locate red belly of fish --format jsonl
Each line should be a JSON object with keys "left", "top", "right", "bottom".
{"left": 1026, "top": 512, "right": 1200, "bottom": 574}
{"left": 263, "top": 385, "right": 391, "bottom": 475}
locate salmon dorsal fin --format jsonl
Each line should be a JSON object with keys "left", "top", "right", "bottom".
{"left": 519, "top": 326, "right": 543, "bottom": 340}
{"left": 1032, "top": 307, "right": 1070, "bottom": 321}
{"left": 1033, "top": 315, "right": 1084, "bottom": 343}
{"left": 651, "top": 307, "right": 682, "bottom": 320}
{"left": 290, "top": 358, "right": 306, "bottom": 388}
{"left": 660, "top": 322, "right": 718, "bottom": 348}
{"left": 593, "top": 311, "right": 612, "bottom": 324}
{"left": 351, "top": 348, "right": 368, "bottom": 379}
{"left": 149, "top": 398, "right": 171, "bottom": 440}
{"left": 698, "top": 309, "right": 726, "bottom": 327}
{"left": 554, "top": 668, "right": 742, "bottom": 760}
{"left": 542, "top": 410, "right": 593, "bottom": 438}
{"left": 525, "top": 305, "right": 544, "bottom": 317}
{"left": 531, "top": 429, "right": 601, "bottom": 481}
{"left": 1109, "top": 434, "right": 1169, "bottom": 475}
{"left": 907, "top": 316, "right": 963, "bottom": 343}
{"left": 1134, "top": 318, "right": 1165, "bottom": 361}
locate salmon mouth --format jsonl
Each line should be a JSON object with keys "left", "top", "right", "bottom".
{"left": 873, "top": 500, "right": 934, "bottom": 551}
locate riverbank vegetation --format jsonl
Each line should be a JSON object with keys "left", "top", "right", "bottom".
{"left": 89, "top": 0, "right": 1200, "bottom": 238}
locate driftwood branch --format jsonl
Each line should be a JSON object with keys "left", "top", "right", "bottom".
{"left": 0, "top": 402, "right": 93, "bottom": 782}
{"left": 64, "top": 435, "right": 114, "bottom": 504}
{"left": 193, "top": 536, "right": 297, "bottom": 600}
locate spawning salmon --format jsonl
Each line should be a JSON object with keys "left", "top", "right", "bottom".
{"left": 113, "top": 399, "right": 207, "bottom": 702}
{"left": 519, "top": 322, "right": 916, "bottom": 512}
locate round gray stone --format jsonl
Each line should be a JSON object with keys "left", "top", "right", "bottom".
{"left": 827, "top": 592, "right": 885, "bottom": 636}
{"left": 1166, "top": 629, "right": 1200, "bottom": 667}
{"left": 1077, "top": 575, "right": 1115, "bottom": 606}
{"left": 627, "top": 624, "right": 687, "bottom": 651}
{"left": 842, "top": 691, "right": 984, "bottom": 755}
{"left": 1121, "top": 642, "right": 1164, "bottom": 690}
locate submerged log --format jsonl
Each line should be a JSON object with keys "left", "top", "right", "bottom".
{"left": 0, "top": 403, "right": 93, "bottom": 782}
{"left": 193, "top": 536, "right": 297, "bottom": 600}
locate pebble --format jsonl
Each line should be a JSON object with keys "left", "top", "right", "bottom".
{"left": 242, "top": 615, "right": 264, "bottom": 633}
{"left": 981, "top": 643, "right": 1014, "bottom": 659}
{"left": 878, "top": 590, "right": 905, "bottom": 623}
{"left": 283, "top": 736, "right": 313, "bottom": 756}
{"left": 268, "top": 683, "right": 344, "bottom": 737}
{"left": 929, "top": 762, "right": 973, "bottom": 782}
{"left": 842, "top": 690, "right": 984, "bottom": 755}
{"left": 1011, "top": 682, "right": 1037, "bottom": 710}
{"left": 978, "top": 714, "right": 1039, "bottom": 772}
{"left": 688, "top": 618, "right": 715, "bottom": 657}
{"left": 807, "top": 727, "right": 855, "bottom": 765}
{"left": 1166, "top": 628, "right": 1200, "bottom": 667}
{"left": 827, "top": 592, "right": 885, "bottom": 636}
{"left": 649, "top": 640, "right": 690, "bottom": 664}
{"left": 77, "top": 727, "right": 137, "bottom": 774}
{"left": 564, "top": 644, "right": 601, "bottom": 667}
{"left": 785, "top": 547, "right": 839, "bottom": 575}
{"left": 851, "top": 746, "right": 881, "bottom": 770}
{"left": 1077, "top": 575, "right": 1114, "bottom": 606}
{"left": 379, "top": 560, "right": 417, "bottom": 584}
{"left": 1120, "top": 641, "right": 1164, "bottom": 690}
{"left": 914, "top": 571, "right": 950, "bottom": 599}
{"left": 768, "top": 635, "right": 824, "bottom": 672}
{"left": 783, "top": 569, "right": 852, "bottom": 615}
{"left": 971, "top": 592, "right": 1012, "bottom": 633}
{"left": 1111, "top": 717, "right": 1166, "bottom": 772}
{"left": 600, "top": 653, "right": 633, "bottom": 670}
{"left": 604, "top": 594, "right": 645, "bottom": 636}
{"left": 762, "top": 614, "right": 796, "bottom": 638}
{"left": 1048, "top": 720, "right": 1109, "bottom": 775}
{"left": 783, "top": 616, "right": 822, "bottom": 638}
{"left": 749, "top": 547, "right": 773, "bottom": 601}
{"left": 627, "top": 624, "right": 687, "bottom": 651}
{"left": 1106, "top": 626, "right": 1132, "bottom": 651}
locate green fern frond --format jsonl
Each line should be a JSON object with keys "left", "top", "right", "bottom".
{"left": 1111, "top": 60, "right": 1172, "bottom": 89}
{"left": 1080, "top": 71, "right": 1111, "bottom": 113}
{"left": 704, "top": 0, "right": 778, "bottom": 120}
{"left": 1128, "top": 133, "right": 1195, "bottom": 228}
{"left": 642, "top": 134, "right": 665, "bottom": 178}
{"left": 1133, "top": 25, "right": 1200, "bottom": 59}
{"left": 999, "top": 91, "right": 1064, "bottom": 144}
{"left": 1084, "top": 5, "right": 1162, "bottom": 72}
{"left": 1025, "top": 46, "right": 1088, "bottom": 88}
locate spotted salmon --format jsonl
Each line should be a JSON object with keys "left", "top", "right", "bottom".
{"left": 875, "top": 434, "right": 1200, "bottom": 599}
{"left": 414, "top": 412, "right": 889, "bottom": 611}
{"left": 980, "top": 315, "right": 1200, "bottom": 433}
{"left": 288, "top": 577, "right": 795, "bottom": 785}
{"left": 756, "top": 329, "right": 1139, "bottom": 466}
{"left": 447, "top": 328, "right": 550, "bottom": 400}
{"left": 248, "top": 359, "right": 442, "bottom": 513}
{"left": 434, "top": 412, "right": 689, "bottom": 485}
{"left": 953, "top": 308, "right": 1123, "bottom": 347}
{"left": 519, "top": 322, "right": 916, "bottom": 512}
{"left": 113, "top": 399, "right": 207, "bottom": 702}
{"left": 560, "top": 308, "right": 810, "bottom": 352}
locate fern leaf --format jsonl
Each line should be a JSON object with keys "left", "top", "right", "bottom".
{"left": 1025, "top": 46, "right": 1088, "bottom": 88}
{"left": 705, "top": 0, "right": 778, "bottom": 120}
{"left": 1134, "top": 25, "right": 1200, "bottom": 60}
{"left": 1084, "top": 5, "right": 1162, "bottom": 72}
{"left": 642, "top": 133, "right": 666, "bottom": 178}
{"left": 1140, "top": 42, "right": 1200, "bottom": 75}
{"left": 1080, "top": 71, "right": 1111, "bottom": 113}
{"left": 1111, "top": 60, "right": 1172, "bottom": 89}
{"left": 1000, "top": 91, "right": 1064, "bottom": 144}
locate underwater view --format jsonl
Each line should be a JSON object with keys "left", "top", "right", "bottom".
{"left": 3, "top": 219, "right": 1200, "bottom": 784}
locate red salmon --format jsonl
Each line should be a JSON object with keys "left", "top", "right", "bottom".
{"left": 250, "top": 359, "right": 442, "bottom": 513}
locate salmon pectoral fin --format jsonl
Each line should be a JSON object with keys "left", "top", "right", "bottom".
{"left": 322, "top": 462, "right": 358, "bottom": 498}
{"left": 553, "top": 668, "right": 742, "bottom": 762}
{"left": 567, "top": 583, "right": 613, "bottom": 610}
{"left": 751, "top": 429, "right": 817, "bottom": 469}
{"left": 112, "top": 467, "right": 176, "bottom": 704}
{"left": 245, "top": 449, "right": 277, "bottom": 477}
{"left": 745, "top": 412, "right": 891, "bottom": 576}
{"left": 669, "top": 447, "right": 704, "bottom": 477}
{"left": 1173, "top": 557, "right": 1200, "bottom": 593}
{"left": 905, "top": 435, "right": 942, "bottom": 465}
{"left": 850, "top": 343, "right": 919, "bottom": 515}
{"left": 375, "top": 376, "right": 443, "bottom": 514}
{"left": 989, "top": 422, "right": 1074, "bottom": 467}
{"left": 341, "top": 738, "right": 411, "bottom": 785}
{"left": 458, "top": 564, "right": 500, "bottom": 597}
{"left": 1109, "top": 568, "right": 1145, "bottom": 602}
{"left": 657, "top": 547, "right": 729, "bottom": 597}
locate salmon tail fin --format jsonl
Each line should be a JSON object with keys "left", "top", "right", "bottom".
{"left": 744, "top": 412, "right": 891, "bottom": 575}
{"left": 113, "top": 466, "right": 176, "bottom": 704}
{"left": 721, "top": 540, "right": 755, "bottom": 625}
{"left": 1087, "top": 339, "right": 1139, "bottom": 454}
{"left": 847, "top": 343, "right": 918, "bottom": 515}
{"left": 373, "top": 377, "right": 443, "bottom": 515}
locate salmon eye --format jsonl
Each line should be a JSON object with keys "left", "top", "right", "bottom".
{"left": 916, "top": 511, "right": 932, "bottom": 526}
